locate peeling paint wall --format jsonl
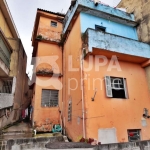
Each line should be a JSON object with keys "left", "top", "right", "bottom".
{"left": 86, "top": 29, "right": 150, "bottom": 58}
{"left": 117, "top": 0, "right": 150, "bottom": 43}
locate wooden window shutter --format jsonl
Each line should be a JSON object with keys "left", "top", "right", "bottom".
{"left": 123, "top": 78, "right": 128, "bottom": 99}
{"left": 105, "top": 76, "right": 112, "bottom": 97}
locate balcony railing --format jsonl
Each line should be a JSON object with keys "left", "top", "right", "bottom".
{"left": 84, "top": 28, "right": 150, "bottom": 59}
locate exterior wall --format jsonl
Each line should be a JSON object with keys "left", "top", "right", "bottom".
{"left": 32, "top": 82, "right": 61, "bottom": 132}
{"left": 63, "top": 14, "right": 83, "bottom": 141}
{"left": 63, "top": 0, "right": 135, "bottom": 34}
{"left": 37, "top": 16, "right": 62, "bottom": 41}
{"left": 117, "top": 0, "right": 150, "bottom": 43}
{"left": 22, "top": 75, "right": 32, "bottom": 110}
{"left": 83, "top": 54, "right": 150, "bottom": 142}
{"left": 80, "top": 12, "right": 138, "bottom": 40}
{"left": 117, "top": 0, "right": 150, "bottom": 96}
{"left": 85, "top": 29, "right": 150, "bottom": 58}
{"left": 0, "top": 35, "right": 11, "bottom": 68}
{"left": 7, "top": 38, "right": 19, "bottom": 77}
{"left": 32, "top": 39, "right": 63, "bottom": 131}
{"left": 0, "top": 6, "right": 29, "bottom": 128}
{"left": 0, "top": 9, "right": 13, "bottom": 38}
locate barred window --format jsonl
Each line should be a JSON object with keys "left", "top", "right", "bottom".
{"left": 68, "top": 100, "right": 72, "bottom": 122}
{"left": 41, "top": 89, "right": 59, "bottom": 107}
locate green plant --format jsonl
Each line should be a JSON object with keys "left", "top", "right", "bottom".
{"left": 36, "top": 34, "right": 43, "bottom": 40}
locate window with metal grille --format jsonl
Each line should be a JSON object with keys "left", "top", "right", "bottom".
{"left": 68, "top": 100, "right": 72, "bottom": 122}
{"left": 105, "top": 76, "right": 128, "bottom": 99}
{"left": 51, "top": 21, "right": 57, "bottom": 27}
{"left": 128, "top": 129, "right": 141, "bottom": 142}
{"left": 41, "top": 89, "right": 59, "bottom": 107}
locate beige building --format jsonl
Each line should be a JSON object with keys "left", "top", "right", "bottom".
{"left": 0, "top": 0, "right": 30, "bottom": 128}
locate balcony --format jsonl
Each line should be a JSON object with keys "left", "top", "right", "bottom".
{"left": 84, "top": 28, "right": 150, "bottom": 63}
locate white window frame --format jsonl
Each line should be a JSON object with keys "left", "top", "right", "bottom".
{"left": 105, "top": 76, "right": 128, "bottom": 99}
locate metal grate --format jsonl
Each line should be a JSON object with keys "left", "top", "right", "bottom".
{"left": 128, "top": 129, "right": 141, "bottom": 142}
{"left": 41, "top": 89, "right": 59, "bottom": 107}
{"left": 68, "top": 100, "right": 72, "bottom": 121}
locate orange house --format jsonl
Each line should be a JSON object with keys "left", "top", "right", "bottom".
{"left": 31, "top": 9, "right": 64, "bottom": 132}
{"left": 31, "top": 0, "right": 150, "bottom": 144}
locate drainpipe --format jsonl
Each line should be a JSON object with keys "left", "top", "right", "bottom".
{"left": 80, "top": 50, "right": 85, "bottom": 139}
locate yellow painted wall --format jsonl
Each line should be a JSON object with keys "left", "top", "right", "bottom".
{"left": 0, "top": 9, "right": 13, "bottom": 38}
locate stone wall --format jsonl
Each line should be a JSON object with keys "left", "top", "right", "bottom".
{"left": 0, "top": 136, "right": 64, "bottom": 150}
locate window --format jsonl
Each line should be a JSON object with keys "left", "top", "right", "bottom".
{"left": 128, "top": 129, "right": 141, "bottom": 142}
{"left": 95, "top": 25, "right": 106, "bottom": 32}
{"left": 68, "top": 100, "right": 72, "bottom": 122}
{"left": 105, "top": 76, "right": 128, "bottom": 99}
{"left": 41, "top": 89, "right": 59, "bottom": 107}
{"left": 51, "top": 21, "right": 57, "bottom": 27}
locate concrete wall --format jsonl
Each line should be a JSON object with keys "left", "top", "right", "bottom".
{"left": 63, "top": 14, "right": 83, "bottom": 142}
{"left": 83, "top": 54, "right": 150, "bottom": 143}
{"left": 118, "top": 0, "right": 150, "bottom": 43}
{"left": 38, "top": 16, "right": 62, "bottom": 41}
{"left": 80, "top": 12, "right": 138, "bottom": 40}
{"left": 0, "top": 5, "right": 28, "bottom": 128}
{"left": 0, "top": 36, "right": 11, "bottom": 68}
{"left": 85, "top": 29, "right": 150, "bottom": 58}
{"left": 31, "top": 14, "right": 63, "bottom": 132}
{"left": 63, "top": 0, "right": 135, "bottom": 34}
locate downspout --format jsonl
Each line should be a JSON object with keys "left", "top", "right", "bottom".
{"left": 80, "top": 50, "right": 85, "bottom": 139}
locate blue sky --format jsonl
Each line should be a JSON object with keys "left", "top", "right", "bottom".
{"left": 6, "top": 0, "right": 120, "bottom": 78}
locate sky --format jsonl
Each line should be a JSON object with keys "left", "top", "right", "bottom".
{"left": 6, "top": 0, "right": 121, "bottom": 78}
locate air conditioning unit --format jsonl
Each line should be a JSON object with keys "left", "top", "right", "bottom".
{"left": 94, "top": 0, "right": 99, "bottom": 6}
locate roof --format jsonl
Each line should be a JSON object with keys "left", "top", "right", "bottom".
{"left": 37, "top": 8, "right": 66, "bottom": 17}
